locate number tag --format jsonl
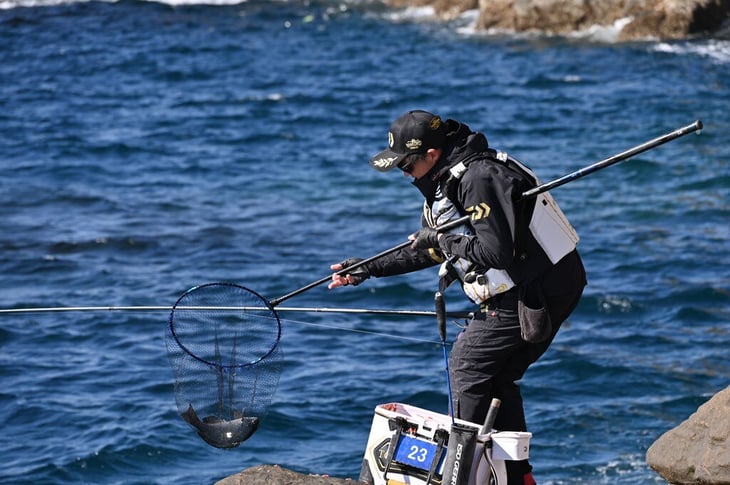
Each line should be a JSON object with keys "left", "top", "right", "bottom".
{"left": 393, "top": 435, "right": 438, "bottom": 471}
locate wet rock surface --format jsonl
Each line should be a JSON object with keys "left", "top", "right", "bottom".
{"left": 646, "top": 385, "right": 730, "bottom": 484}
{"left": 215, "top": 464, "right": 359, "bottom": 485}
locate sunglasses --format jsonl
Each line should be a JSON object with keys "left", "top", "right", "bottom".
{"left": 398, "top": 154, "right": 421, "bottom": 174}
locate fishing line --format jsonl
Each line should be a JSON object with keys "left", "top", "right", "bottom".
{"left": 0, "top": 302, "right": 462, "bottom": 344}
{"left": 0, "top": 305, "right": 470, "bottom": 318}
{"left": 277, "top": 314, "right": 447, "bottom": 345}
{"left": 0, "top": 304, "right": 452, "bottom": 344}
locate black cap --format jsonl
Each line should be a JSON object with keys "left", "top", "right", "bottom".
{"left": 369, "top": 110, "right": 447, "bottom": 172}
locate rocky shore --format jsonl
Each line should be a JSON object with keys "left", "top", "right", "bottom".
{"left": 218, "top": 385, "right": 730, "bottom": 484}
{"left": 388, "top": 0, "right": 730, "bottom": 41}
{"left": 215, "top": 464, "right": 357, "bottom": 484}
{"left": 646, "top": 384, "right": 730, "bottom": 484}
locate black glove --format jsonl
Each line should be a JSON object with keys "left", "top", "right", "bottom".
{"left": 410, "top": 227, "right": 440, "bottom": 250}
{"left": 338, "top": 257, "right": 371, "bottom": 286}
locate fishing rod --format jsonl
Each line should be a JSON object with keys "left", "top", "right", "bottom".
{"left": 1, "top": 120, "right": 701, "bottom": 317}
{"left": 270, "top": 119, "right": 703, "bottom": 306}
{"left": 0, "top": 304, "right": 472, "bottom": 318}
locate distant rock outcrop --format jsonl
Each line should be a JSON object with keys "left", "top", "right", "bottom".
{"left": 646, "top": 385, "right": 730, "bottom": 484}
{"left": 387, "top": 0, "right": 730, "bottom": 40}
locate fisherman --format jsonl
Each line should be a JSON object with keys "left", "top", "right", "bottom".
{"left": 329, "top": 110, "right": 586, "bottom": 485}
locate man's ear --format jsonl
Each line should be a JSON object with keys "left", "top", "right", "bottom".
{"left": 426, "top": 148, "right": 442, "bottom": 164}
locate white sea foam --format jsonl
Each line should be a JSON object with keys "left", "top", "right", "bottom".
{"left": 0, "top": 0, "right": 249, "bottom": 9}
{"left": 453, "top": 8, "right": 479, "bottom": 35}
{"left": 144, "top": 0, "right": 248, "bottom": 6}
{"left": 0, "top": 0, "right": 89, "bottom": 9}
{"left": 568, "top": 16, "right": 634, "bottom": 43}
{"left": 379, "top": 5, "right": 438, "bottom": 23}
{"left": 0, "top": 0, "right": 360, "bottom": 9}
{"left": 653, "top": 39, "right": 730, "bottom": 64}
{"left": 455, "top": 14, "right": 635, "bottom": 44}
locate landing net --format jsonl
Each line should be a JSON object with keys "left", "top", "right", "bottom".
{"left": 165, "top": 283, "right": 282, "bottom": 448}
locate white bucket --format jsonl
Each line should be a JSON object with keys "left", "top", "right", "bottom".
{"left": 359, "top": 403, "right": 533, "bottom": 485}
{"left": 491, "top": 431, "right": 532, "bottom": 461}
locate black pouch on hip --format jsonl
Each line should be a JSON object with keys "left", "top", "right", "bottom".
{"left": 518, "top": 279, "right": 552, "bottom": 343}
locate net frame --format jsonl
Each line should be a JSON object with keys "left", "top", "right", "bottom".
{"left": 168, "top": 282, "right": 281, "bottom": 369}
{"left": 166, "top": 282, "right": 283, "bottom": 448}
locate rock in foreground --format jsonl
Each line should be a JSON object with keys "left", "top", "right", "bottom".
{"left": 216, "top": 464, "right": 358, "bottom": 485}
{"left": 646, "top": 385, "right": 730, "bottom": 484}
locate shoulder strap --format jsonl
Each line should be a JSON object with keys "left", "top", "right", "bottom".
{"left": 441, "top": 148, "right": 532, "bottom": 203}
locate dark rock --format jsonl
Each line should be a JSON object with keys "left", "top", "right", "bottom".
{"left": 646, "top": 385, "right": 730, "bottom": 484}
{"left": 215, "top": 464, "right": 359, "bottom": 485}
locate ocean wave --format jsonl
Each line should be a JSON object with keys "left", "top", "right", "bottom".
{"left": 568, "top": 16, "right": 634, "bottom": 43}
{"left": 0, "top": 0, "right": 353, "bottom": 9}
{"left": 0, "top": 0, "right": 86, "bottom": 8}
{"left": 453, "top": 14, "right": 635, "bottom": 44}
{"left": 652, "top": 38, "right": 730, "bottom": 63}
{"left": 377, "top": 4, "right": 439, "bottom": 23}
{"left": 0, "top": 0, "right": 242, "bottom": 8}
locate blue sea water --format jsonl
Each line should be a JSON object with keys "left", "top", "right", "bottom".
{"left": 1, "top": 0, "right": 728, "bottom": 483}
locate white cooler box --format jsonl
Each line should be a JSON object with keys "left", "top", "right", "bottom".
{"left": 359, "top": 402, "right": 531, "bottom": 485}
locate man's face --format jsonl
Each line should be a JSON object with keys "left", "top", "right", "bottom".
{"left": 402, "top": 149, "right": 440, "bottom": 180}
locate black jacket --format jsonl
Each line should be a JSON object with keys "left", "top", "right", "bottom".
{"left": 368, "top": 119, "right": 576, "bottom": 289}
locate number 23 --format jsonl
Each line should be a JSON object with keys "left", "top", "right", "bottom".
{"left": 408, "top": 445, "right": 428, "bottom": 463}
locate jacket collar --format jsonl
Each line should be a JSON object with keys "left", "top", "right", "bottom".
{"left": 412, "top": 119, "right": 489, "bottom": 203}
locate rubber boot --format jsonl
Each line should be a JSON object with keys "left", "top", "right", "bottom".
{"left": 506, "top": 460, "right": 533, "bottom": 485}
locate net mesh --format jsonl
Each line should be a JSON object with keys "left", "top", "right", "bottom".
{"left": 166, "top": 283, "right": 282, "bottom": 448}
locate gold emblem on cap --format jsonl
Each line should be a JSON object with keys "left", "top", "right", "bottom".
{"left": 388, "top": 131, "right": 395, "bottom": 148}
{"left": 430, "top": 116, "right": 441, "bottom": 130}
{"left": 405, "top": 138, "right": 422, "bottom": 150}
{"left": 372, "top": 156, "right": 398, "bottom": 168}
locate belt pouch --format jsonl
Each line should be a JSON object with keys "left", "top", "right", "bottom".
{"left": 518, "top": 280, "right": 552, "bottom": 343}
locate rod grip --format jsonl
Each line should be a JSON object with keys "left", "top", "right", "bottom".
{"left": 435, "top": 292, "right": 447, "bottom": 342}
{"left": 480, "top": 398, "right": 501, "bottom": 434}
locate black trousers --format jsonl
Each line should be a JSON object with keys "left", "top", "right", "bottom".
{"left": 449, "top": 251, "right": 586, "bottom": 483}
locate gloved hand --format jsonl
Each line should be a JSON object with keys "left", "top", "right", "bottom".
{"left": 329, "top": 257, "right": 371, "bottom": 287}
{"left": 409, "top": 227, "right": 440, "bottom": 250}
